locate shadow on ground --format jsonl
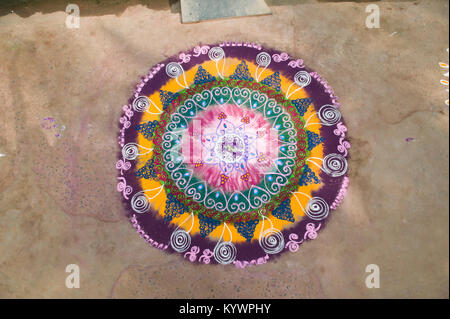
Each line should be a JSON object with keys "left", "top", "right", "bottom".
{"left": 0, "top": 0, "right": 178, "bottom": 17}
{"left": 0, "top": 0, "right": 417, "bottom": 18}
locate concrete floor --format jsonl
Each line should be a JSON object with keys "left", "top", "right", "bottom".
{"left": 0, "top": 0, "right": 448, "bottom": 298}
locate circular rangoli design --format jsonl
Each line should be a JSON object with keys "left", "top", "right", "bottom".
{"left": 117, "top": 42, "right": 350, "bottom": 267}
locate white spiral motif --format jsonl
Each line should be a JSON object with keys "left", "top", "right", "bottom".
{"left": 170, "top": 229, "right": 191, "bottom": 253}
{"left": 294, "top": 71, "right": 311, "bottom": 87}
{"left": 166, "top": 62, "right": 184, "bottom": 78}
{"left": 122, "top": 143, "right": 139, "bottom": 160}
{"left": 213, "top": 241, "right": 237, "bottom": 264}
{"left": 318, "top": 104, "right": 342, "bottom": 126}
{"left": 132, "top": 96, "right": 150, "bottom": 112}
{"left": 131, "top": 192, "right": 150, "bottom": 214}
{"left": 305, "top": 197, "right": 329, "bottom": 220}
{"left": 322, "top": 153, "right": 348, "bottom": 177}
{"left": 259, "top": 229, "right": 285, "bottom": 254}
{"left": 256, "top": 52, "right": 271, "bottom": 67}
{"left": 208, "top": 47, "right": 225, "bottom": 61}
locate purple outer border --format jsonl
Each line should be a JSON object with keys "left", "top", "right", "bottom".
{"left": 116, "top": 42, "right": 350, "bottom": 267}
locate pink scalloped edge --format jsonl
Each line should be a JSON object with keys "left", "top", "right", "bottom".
{"left": 330, "top": 176, "right": 349, "bottom": 210}
{"left": 171, "top": 222, "right": 323, "bottom": 267}
{"left": 130, "top": 214, "right": 169, "bottom": 250}
{"left": 310, "top": 71, "right": 340, "bottom": 108}
{"left": 133, "top": 63, "right": 165, "bottom": 99}
{"left": 233, "top": 254, "right": 270, "bottom": 268}
{"left": 181, "top": 246, "right": 271, "bottom": 267}
{"left": 309, "top": 69, "right": 349, "bottom": 210}
{"left": 117, "top": 63, "right": 165, "bottom": 149}
{"left": 116, "top": 63, "right": 167, "bottom": 197}
{"left": 232, "top": 222, "right": 321, "bottom": 268}
{"left": 117, "top": 61, "right": 163, "bottom": 146}
{"left": 219, "top": 41, "right": 262, "bottom": 50}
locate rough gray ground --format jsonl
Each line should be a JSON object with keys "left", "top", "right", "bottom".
{"left": 0, "top": 0, "right": 448, "bottom": 298}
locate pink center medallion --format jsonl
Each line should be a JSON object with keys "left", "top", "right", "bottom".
{"left": 181, "top": 104, "right": 279, "bottom": 193}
